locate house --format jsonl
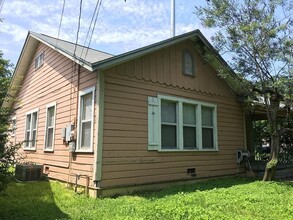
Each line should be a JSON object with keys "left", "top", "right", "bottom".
{"left": 6, "top": 30, "right": 248, "bottom": 196}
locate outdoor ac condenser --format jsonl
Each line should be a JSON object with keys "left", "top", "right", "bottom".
{"left": 237, "top": 150, "right": 250, "bottom": 164}
{"left": 15, "top": 164, "right": 43, "bottom": 181}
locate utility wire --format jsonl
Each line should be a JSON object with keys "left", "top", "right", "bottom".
{"left": 84, "top": 0, "right": 103, "bottom": 60}
{"left": 85, "top": 0, "right": 102, "bottom": 58}
{"left": 56, "top": 0, "right": 66, "bottom": 47}
{"left": 0, "top": 0, "right": 5, "bottom": 14}
{"left": 80, "top": 0, "right": 100, "bottom": 59}
{"left": 73, "top": 0, "right": 83, "bottom": 58}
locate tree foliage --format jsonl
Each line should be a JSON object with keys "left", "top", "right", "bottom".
{"left": 0, "top": 50, "right": 19, "bottom": 192}
{"left": 196, "top": 0, "right": 293, "bottom": 180}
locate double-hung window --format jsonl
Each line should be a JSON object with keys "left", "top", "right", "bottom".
{"left": 24, "top": 109, "right": 38, "bottom": 150}
{"left": 44, "top": 103, "right": 56, "bottom": 151}
{"left": 77, "top": 87, "right": 95, "bottom": 152}
{"left": 35, "top": 52, "right": 44, "bottom": 69}
{"left": 148, "top": 95, "right": 217, "bottom": 151}
{"left": 11, "top": 116, "right": 16, "bottom": 136}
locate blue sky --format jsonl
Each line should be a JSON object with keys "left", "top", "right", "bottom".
{"left": 0, "top": 0, "right": 214, "bottom": 66}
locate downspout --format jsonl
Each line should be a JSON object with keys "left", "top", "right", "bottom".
{"left": 93, "top": 69, "right": 105, "bottom": 188}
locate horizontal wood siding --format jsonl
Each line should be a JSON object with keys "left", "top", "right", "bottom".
{"left": 101, "top": 40, "right": 244, "bottom": 188}
{"left": 13, "top": 43, "right": 97, "bottom": 187}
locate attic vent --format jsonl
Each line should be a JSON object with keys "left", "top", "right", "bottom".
{"left": 182, "top": 50, "right": 194, "bottom": 76}
{"left": 15, "top": 164, "right": 43, "bottom": 181}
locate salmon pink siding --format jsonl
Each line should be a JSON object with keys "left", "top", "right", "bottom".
{"left": 101, "top": 39, "right": 245, "bottom": 188}
{"left": 13, "top": 42, "right": 97, "bottom": 186}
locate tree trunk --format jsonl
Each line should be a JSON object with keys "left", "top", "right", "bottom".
{"left": 263, "top": 100, "right": 280, "bottom": 181}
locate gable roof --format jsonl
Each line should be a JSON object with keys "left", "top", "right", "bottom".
{"left": 30, "top": 32, "right": 113, "bottom": 69}
{"left": 4, "top": 29, "right": 247, "bottom": 108}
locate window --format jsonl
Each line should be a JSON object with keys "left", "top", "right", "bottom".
{"left": 35, "top": 52, "right": 44, "bottom": 69}
{"left": 11, "top": 117, "right": 16, "bottom": 136}
{"left": 24, "top": 109, "right": 38, "bottom": 150}
{"left": 182, "top": 50, "right": 194, "bottom": 76}
{"left": 77, "top": 87, "right": 95, "bottom": 152}
{"left": 44, "top": 103, "right": 56, "bottom": 151}
{"left": 148, "top": 95, "right": 217, "bottom": 151}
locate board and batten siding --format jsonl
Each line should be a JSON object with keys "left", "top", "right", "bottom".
{"left": 101, "top": 39, "right": 244, "bottom": 188}
{"left": 13, "top": 43, "right": 97, "bottom": 186}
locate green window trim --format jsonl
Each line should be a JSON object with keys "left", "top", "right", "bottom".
{"left": 148, "top": 95, "right": 218, "bottom": 152}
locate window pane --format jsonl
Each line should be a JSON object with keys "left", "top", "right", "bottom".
{"left": 26, "top": 131, "right": 30, "bottom": 147}
{"left": 161, "top": 125, "right": 177, "bottom": 149}
{"left": 183, "top": 126, "right": 196, "bottom": 149}
{"left": 81, "top": 121, "right": 91, "bottom": 149}
{"left": 26, "top": 114, "right": 31, "bottom": 130}
{"left": 32, "top": 130, "right": 36, "bottom": 148}
{"left": 202, "top": 107, "right": 213, "bottom": 126}
{"left": 47, "top": 107, "right": 55, "bottom": 127}
{"left": 46, "top": 128, "right": 53, "bottom": 149}
{"left": 32, "top": 112, "right": 37, "bottom": 129}
{"left": 161, "top": 101, "right": 176, "bottom": 123}
{"left": 202, "top": 128, "right": 214, "bottom": 149}
{"left": 82, "top": 93, "right": 93, "bottom": 121}
{"left": 183, "top": 104, "right": 196, "bottom": 125}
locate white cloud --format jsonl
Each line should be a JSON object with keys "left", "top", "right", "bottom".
{"left": 1, "top": 22, "right": 28, "bottom": 42}
{"left": 1, "top": 0, "right": 217, "bottom": 65}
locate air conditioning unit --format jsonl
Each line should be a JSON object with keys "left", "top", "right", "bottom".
{"left": 237, "top": 150, "right": 250, "bottom": 164}
{"left": 15, "top": 164, "right": 43, "bottom": 181}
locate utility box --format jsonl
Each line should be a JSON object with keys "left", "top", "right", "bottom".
{"left": 15, "top": 164, "right": 43, "bottom": 181}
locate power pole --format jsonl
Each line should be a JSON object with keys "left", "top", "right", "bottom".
{"left": 170, "top": 0, "right": 175, "bottom": 37}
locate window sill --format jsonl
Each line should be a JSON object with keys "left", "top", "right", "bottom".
{"left": 23, "top": 148, "right": 36, "bottom": 151}
{"left": 74, "top": 149, "right": 94, "bottom": 153}
{"left": 44, "top": 149, "right": 54, "bottom": 152}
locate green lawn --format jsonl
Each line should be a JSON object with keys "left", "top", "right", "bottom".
{"left": 0, "top": 177, "right": 293, "bottom": 220}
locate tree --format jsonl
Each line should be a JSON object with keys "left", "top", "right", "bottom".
{"left": 196, "top": 0, "right": 293, "bottom": 180}
{"left": 0, "top": 50, "right": 19, "bottom": 192}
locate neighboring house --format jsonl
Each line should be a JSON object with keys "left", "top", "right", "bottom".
{"left": 5, "top": 30, "right": 248, "bottom": 196}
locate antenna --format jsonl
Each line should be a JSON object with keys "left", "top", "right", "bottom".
{"left": 170, "top": 0, "right": 175, "bottom": 37}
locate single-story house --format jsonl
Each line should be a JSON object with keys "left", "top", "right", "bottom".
{"left": 6, "top": 29, "right": 250, "bottom": 196}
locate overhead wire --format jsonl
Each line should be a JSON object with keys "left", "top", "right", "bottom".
{"left": 80, "top": 0, "right": 102, "bottom": 59}
{"left": 0, "top": 0, "right": 5, "bottom": 14}
{"left": 84, "top": 0, "right": 103, "bottom": 60}
{"left": 80, "top": 0, "right": 101, "bottom": 60}
{"left": 56, "top": 0, "right": 66, "bottom": 47}
{"left": 73, "top": 0, "right": 83, "bottom": 58}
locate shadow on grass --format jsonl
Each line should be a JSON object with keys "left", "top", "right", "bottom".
{"left": 0, "top": 180, "right": 69, "bottom": 220}
{"left": 130, "top": 177, "right": 258, "bottom": 199}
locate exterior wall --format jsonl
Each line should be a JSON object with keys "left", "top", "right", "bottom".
{"left": 101, "top": 39, "right": 245, "bottom": 188}
{"left": 12, "top": 42, "right": 97, "bottom": 186}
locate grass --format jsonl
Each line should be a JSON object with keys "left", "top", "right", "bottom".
{"left": 1, "top": 177, "right": 293, "bottom": 219}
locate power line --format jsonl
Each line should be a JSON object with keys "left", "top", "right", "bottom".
{"left": 73, "top": 0, "right": 83, "bottom": 58}
{"left": 80, "top": 0, "right": 100, "bottom": 59}
{"left": 0, "top": 0, "right": 5, "bottom": 14}
{"left": 84, "top": 0, "right": 103, "bottom": 59}
{"left": 56, "top": 0, "right": 66, "bottom": 47}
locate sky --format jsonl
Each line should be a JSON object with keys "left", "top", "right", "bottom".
{"left": 0, "top": 0, "right": 214, "bottom": 66}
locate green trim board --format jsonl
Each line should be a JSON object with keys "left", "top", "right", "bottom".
{"left": 94, "top": 71, "right": 105, "bottom": 185}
